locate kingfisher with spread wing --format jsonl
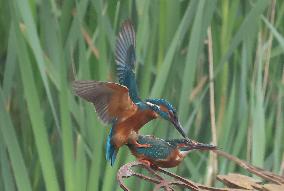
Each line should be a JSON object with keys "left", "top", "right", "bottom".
{"left": 73, "top": 20, "right": 187, "bottom": 166}
{"left": 128, "top": 135, "right": 216, "bottom": 168}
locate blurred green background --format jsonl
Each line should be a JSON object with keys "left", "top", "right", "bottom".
{"left": 0, "top": 0, "right": 283, "bottom": 190}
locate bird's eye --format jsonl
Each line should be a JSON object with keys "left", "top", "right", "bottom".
{"left": 155, "top": 105, "right": 160, "bottom": 111}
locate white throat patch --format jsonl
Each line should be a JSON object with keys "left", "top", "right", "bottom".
{"left": 179, "top": 150, "right": 190, "bottom": 157}
{"left": 146, "top": 102, "right": 160, "bottom": 109}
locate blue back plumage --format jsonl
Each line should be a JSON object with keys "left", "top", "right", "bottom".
{"left": 115, "top": 20, "right": 141, "bottom": 103}
{"left": 106, "top": 126, "right": 117, "bottom": 166}
{"left": 133, "top": 135, "right": 174, "bottom": 160}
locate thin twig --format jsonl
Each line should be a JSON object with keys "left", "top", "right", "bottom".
{"left": 117, "top": 160, "right": 253, "bottom": 191}
{"left": 81, "top": 27, "right": 100, "bottom": 59}
{"left": 189, "top": 75, "right": 208, "bottom": 102}
{"left": 263, "top": 0, "right": 276, "bottom": 93}
{"left": 117, "top": 161, "right": 200, "bottom": 191}
{"left": 281, "top": 153, "right": 284, "bottom": 176}
{"left": 207, "top": 26, "right": 218, "bottom": 186}
{"left": 117, "top": 145, "right": 284, "bottom": 190}
{"left": 213, "top": 149, "right": 284, "bottom": 184}
{"left": 275, "top": 65, "right": 284, "bottom": 176}
{"left": 70, "top": 47, "right": 76, "bottom": 81}
{"left": 117, "top": 162, "right": 169, "bottom": 190}
{"left": 157, "top": 167, "right": 199, "bottom": 190}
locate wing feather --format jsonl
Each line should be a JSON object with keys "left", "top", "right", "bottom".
{"left": 115, "top": 20, "right": 140, "bottom": 103}
{"left": 72, "top": 80, "right": 137, "bottom": 124}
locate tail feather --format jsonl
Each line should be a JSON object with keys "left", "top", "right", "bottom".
{"left": 106, "top": 127, "right": 118, "bottom": 166}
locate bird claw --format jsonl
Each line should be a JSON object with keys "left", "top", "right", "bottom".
{"left": 139, "top": 159, "right": 152, "bottom": 167}
{"left": 135, "top": 143, "right": 151, "bottom": 148}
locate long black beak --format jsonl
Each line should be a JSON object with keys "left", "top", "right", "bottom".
{"left": 189, "top": 141, "right": 217, "bottom": 151}
{"left": 172, "top": 118, "right": 188, "bottom": 139}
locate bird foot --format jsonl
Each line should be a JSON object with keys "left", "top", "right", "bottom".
{"left": 139, "top": 159, "right": 152, "bottom": 167}
{"left": 134, "top": 142, "right": 151, "bottom": 148}
{"left": 139, "top": 159, "right": 159, "bottom": 170}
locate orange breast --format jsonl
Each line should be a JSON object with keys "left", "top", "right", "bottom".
{"left": 153, "top": 150, "right": 184, "bottom": 168}
{"left": 111, "top": 109, "right": 158, "bottom": 149}
{"left": 125, "top": 109, "right": 158, "bottom": 132}
{"left": 130, "top": 148, "right": 184, "bottom": 168}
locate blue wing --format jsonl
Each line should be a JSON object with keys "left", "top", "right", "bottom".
{"left": 115, "top": 20, "right": 140, "bottom": 103}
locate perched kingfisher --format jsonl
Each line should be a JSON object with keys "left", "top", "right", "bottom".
{"left": 72, "top": 20, "right": 187, "bottom": 166}
{"left": 128, "top": 135, "right": 216, "bottom": 168}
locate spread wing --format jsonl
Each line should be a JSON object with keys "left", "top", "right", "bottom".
{"left": 72, "top": 80, "right": 137, "bottom": 124}
{"left": 115, "top": 20, "right": 140, "bottom": 103}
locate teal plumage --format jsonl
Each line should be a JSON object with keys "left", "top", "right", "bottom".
{"left": 73, "top": 20, "right": 189, "bottom": 166}
{"left": 115, "top": 21, "right": 140, "bottom": 103}
{"left": 128, "top": 135, "right": 217, "bottom": 168}
{"left": 131, "top": 135, "right": 174, "bottom": 160}
{"left": 114, "top": 20, "right": 188, "bottom": 139}
{"left": 102, "top": 20, "right": 190, "bottom": 165}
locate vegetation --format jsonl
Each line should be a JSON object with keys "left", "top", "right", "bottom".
{"left": 0, "top": 0, "right": 283, "bottom": 190}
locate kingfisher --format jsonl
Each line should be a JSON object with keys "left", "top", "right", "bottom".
{"left": 128, "top": 135, "right": 216, "bottom": 168}
{"left": 72, "top": 20, "right": 187, "bottom": 166}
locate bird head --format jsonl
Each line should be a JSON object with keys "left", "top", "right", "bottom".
{"left": 145, "top": 98, "right": 188, "bottom": 139}
{"left": 166, "top": 138, "right": 217, "bottom": 156}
